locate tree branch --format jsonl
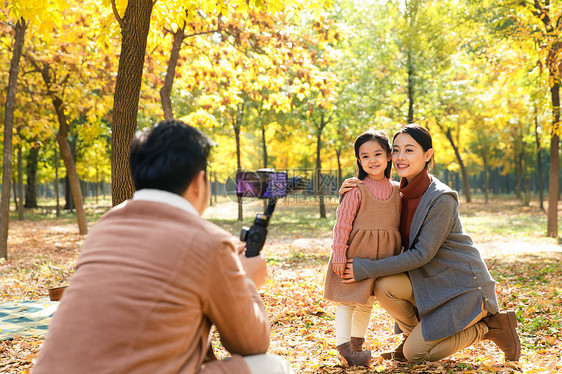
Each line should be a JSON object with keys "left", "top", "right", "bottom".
{"left": 111, "top": 0, "right": 124, "bottom": 28}
{"left": 184, "top": 29, "right": 220, "bottom": 39}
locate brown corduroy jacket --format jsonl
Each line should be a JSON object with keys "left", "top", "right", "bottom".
{"left": 32, "top": 199, "right": 269, "bottom": 374}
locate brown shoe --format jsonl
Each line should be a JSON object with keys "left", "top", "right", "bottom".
{"left": 380, "top": 338, "right": 407, "bottom": 361}
{"left": 336, "top": 341, "right": 372, "bottom": 367}
{"left": 349, "top": 337, "right": 365, "bottom": 352}
{"left": 483, "top": 311, "right": 521, "bottom": 361}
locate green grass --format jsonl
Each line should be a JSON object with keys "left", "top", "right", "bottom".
{"left": 6, "top": 194, "right": 561, "bottom": 243}
{"left": 8, "top": 196, "right": 112, "bottom": 223}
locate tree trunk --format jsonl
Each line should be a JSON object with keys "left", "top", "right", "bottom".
{"left": 160, "top": 25, "right": 185, "bottom": 120}
{"left": 54, "top": 144, "right": 61, "bottom": 217}
{"left": 0, "top": 18, "right": 26, "bottom": 261}
{"left": 111, "top": 0, "right": 155, "bottom": 206}
{"left": 530, "top": 0, "right": 559, "bottom": 236}
{"left": 534, "top": 106, "right": 544, "bottom": 211}
{"left": 24, "top": 145, "right": 39, "bottom": 208}
{"left": 482, "top": 150, "right": 489, "bottom": 204}
{"left": 514, "top": 141, "right": 522, "bottom": 200}
{"left": 53, "top": 97, "right": 88, "bottom": 235}
{"left": 407, "top": 49, "right": 414, "bottom": 124}
{"left": 16, "top": 143, "right": 24, "bottom": 220}
{"left": 64, "top": 176, "right": 75, "bottom": 211}
{"left": 442, "top": 125, "right": 472, "bottom": 203}
{"left": 258, "top": 113, "right": 268, "bottom": 212}
{"left": 233, "top": 104, "right": 245, "bottom": 221}
{"left": 63, "top": 131, "right": 77, "bottom": 210}
{"left": 12, "top": 175, "right": 18, "bottom": 211}
{"left": 213, "top": 171, "right": 217, "bottom": 205}
{"left": 315, "top": 112, "right": 327, "bottom": 219}
{"left": 261, "top": 118, "right": 268, "bottom": 168}
{"left": 335, "top": 146, "right": 342, "bottom": 190}
{"left": 547, "top": 76, "right": 560, "bottom": 238}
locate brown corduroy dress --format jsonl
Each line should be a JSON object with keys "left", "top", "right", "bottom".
{"left": 324, "top": 183, "right": 401, "bottom": 304}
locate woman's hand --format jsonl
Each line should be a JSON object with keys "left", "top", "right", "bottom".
{"left": 339, "top": 178, "right": 363, "bottom": 195}
{"left": 332, "top": 262, "right": 346, "bottom": 278}
{"left": 341, "top": 259, "right": 355, "bottom": 283}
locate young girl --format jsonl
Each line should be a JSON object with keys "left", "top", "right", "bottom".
{"left": 323, "top": 130, "right": 401, "bottom": 367}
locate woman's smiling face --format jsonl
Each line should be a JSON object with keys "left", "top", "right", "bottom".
{"left": 392, "top": 133, "right": 433, "bottom": 182}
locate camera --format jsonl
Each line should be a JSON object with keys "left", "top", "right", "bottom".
{"left": 237, "top": 169, "right": 287, "bottom": 257}
{"left": 240, "top": 212, "right": 270, "bottom": 257}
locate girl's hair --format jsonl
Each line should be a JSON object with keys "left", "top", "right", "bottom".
{"left": 393, "top": 124, "right": 434, "bottom": 169}
{"left": 354, "top": 130, "right": 392, "bottom": 179}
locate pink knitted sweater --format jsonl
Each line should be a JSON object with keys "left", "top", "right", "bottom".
{"left": 332, "top": 177, "right": 393, "bottom": 263}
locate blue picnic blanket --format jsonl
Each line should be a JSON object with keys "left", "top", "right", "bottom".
{"left": 0, "top": 299, "right": 59, "bottom": 341}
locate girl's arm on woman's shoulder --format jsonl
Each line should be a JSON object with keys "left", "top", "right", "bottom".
{"left": 351, "top": 193, "right": 457, "bottom": 281}
{"left": 339, "top": 177, "right": 363, "bottom": 195}
{"left": 332, "top": 188, "right": 361, "bottom": 264}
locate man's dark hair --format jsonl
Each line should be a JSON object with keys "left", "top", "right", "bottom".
{"left": 129, "top": 119, "right": 213, "bottom": 195}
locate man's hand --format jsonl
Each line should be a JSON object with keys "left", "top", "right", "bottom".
{"left": 239, "top": 253, "right": 267, "bottom": 288}
{"left": 341, "top": 259, "right": 355, "bottom": 283}
{"left": 236, "top": 244, "right": 247, "bottom": 255}
{"left": 332, "top": 262, "right": 346, "bottom": 278}
{"left": 339, "top": 178, "right": 363, "bottom": 195}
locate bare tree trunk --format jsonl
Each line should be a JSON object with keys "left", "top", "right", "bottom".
{"left": 335, "top": 146, "right": 342, "bottom": 190}
{"left": 0, "top": 18, "right": 26, "bottom": 261}
{"left": 547, "top": 75, "right": 560, "bottom": 238}
{"left": 314, "top": 112, "right": 327, "bottom": 219}
{"left": 111, "top": 0, "right": 155, "bottom": 206}
{"left": 53, "top": 97, "right": 88, "bottom": 235}
{"left": 64, "top": 176, "right": 75, "bottom": 211}
{"left": 212, "top": 171, "right": 217, "bottom": 205}
{"left": 407, "top": 49, "right": 415, "bottom": 124}
{"left": 12, "top": 176, "right": 18, "bottom": 211}
{"left": 514, "top": 142, "right": 523, "bottom": 201}
{"left": 261, "top": 119, "right": 268, "bottom": 169}
{"left": 54, "top": 144, "right": 61, "bottom": 217}
{"left": 439, "top": 123, "right": 472, "bottom": 203}
{"left": 16, "top": 143, "right": 24, "bottom": 220}
{"left": 482, "top": 150, "right": 489, "bottom": 204}
{"left": 529, "top": 0, "right": 559, "bottom": 237}
{"left": 232, "top": 104, "right": 245, "bottom": 221}
{"left": 160, "top": 25, "right": 186, "bottom": 120}
{"left": 25, "top": 145, "right": 39, "bottom": 208}
{"left": 534, "top": 106, "right": 544, "bottom": 211}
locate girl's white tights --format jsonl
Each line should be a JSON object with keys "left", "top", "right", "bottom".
{"left": 335, "top": 297, "right": 374, "bottom": 346}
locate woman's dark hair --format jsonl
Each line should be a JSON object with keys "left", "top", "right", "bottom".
{"left": 393, "top": 124, "right": 434, "bottom": 169}
{"left": 129, "top": 119, "right": 213, "bottom": 195}
{"left": 354, "top": 130, "right": 392, "bottom": 179}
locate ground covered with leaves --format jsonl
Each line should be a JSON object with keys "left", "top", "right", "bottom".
{"left": 1, "top": 197, "right": 561, "bottom": 373}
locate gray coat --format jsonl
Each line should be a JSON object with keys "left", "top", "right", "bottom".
{"left": 353, "top": 177, "right": 499, "bottom": 341}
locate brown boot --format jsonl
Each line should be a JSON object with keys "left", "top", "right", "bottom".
{"left": 380, "top": 338, "right": 407, "bottom": 361}
{"left": 349, "top": 337, "right": 365, "bottom": 352}
{"left": 336, "top": 341, "right": 372, "bottom": 367}
{"left": 483, "top": 311, "right": 521, "bottom": 361}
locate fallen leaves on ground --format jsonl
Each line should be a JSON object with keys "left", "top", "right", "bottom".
{"left": 2, "top": 203, "right": 562, "bottom": 373}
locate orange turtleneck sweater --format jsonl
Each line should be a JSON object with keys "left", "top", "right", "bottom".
{"left": 399, "top": 168, "right": 432, "bottom": 248}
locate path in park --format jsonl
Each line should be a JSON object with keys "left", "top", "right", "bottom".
{"left": 477, "top": 240, "right": 562, "bottom": 257}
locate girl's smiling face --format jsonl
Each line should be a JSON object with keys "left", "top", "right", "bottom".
{"left": 358, "top": 140, "right": 391, "bottom": 181}
{"left": 392, "top": 133, "right": 433, "bottom": 182}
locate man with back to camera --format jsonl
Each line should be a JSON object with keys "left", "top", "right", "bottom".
{"left": 32, "top": 119, "right": 292, "bottom": 374}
